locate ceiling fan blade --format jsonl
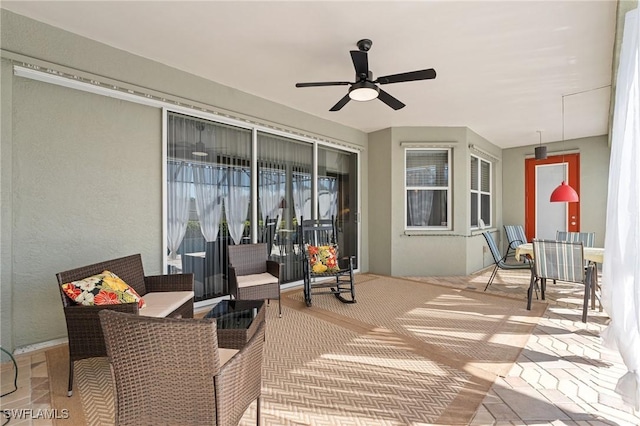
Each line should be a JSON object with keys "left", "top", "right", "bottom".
{"left": 350, "top": 50, "right": 369, "bottom": 78}
{"left": 376, "top": 68, "right": 437, "bottom": 84}
{"left": 377, "top": 89, "right": 405, "bottom": 110}
{"left": 296, "top": 81, "right": 351, "bottom": 87}
{"left": 329, "top": 94, "right": 351, "bottom": 112}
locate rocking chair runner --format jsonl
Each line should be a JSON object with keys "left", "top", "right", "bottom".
{"left": 299, "top": 216, "right": 356, "bottom": 306}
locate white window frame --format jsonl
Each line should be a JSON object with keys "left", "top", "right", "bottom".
{"left": 470, "top": 154, "right": 492, "bottom": 229}
{"left": 404, "top": 148, "right": 451, "bottom": 231}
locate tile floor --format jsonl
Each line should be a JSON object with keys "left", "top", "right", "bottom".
{"left": 413, "top": 265, "right": 640, "bottom": 426}
{"left": 1, "top": 347, "right": 54, "bottom": 426}
{"left": 1, "top": 264, "right": 639, "bottom": 425}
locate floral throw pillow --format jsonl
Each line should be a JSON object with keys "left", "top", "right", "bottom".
{"left": 306, "top": 245, "right": 340, "bottom": 274}
{"left": 61, "top": 270, "right": 146, "bottom": 308}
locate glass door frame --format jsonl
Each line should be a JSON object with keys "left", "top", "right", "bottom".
{"left": 162, "top": 107, "right": 361, "bottom": 304}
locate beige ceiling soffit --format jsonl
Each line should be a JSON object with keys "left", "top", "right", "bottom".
{"left": 469, "top": 144, "right": 500, "bottom": 162}
{"left": 400, "top": 141, "right": 458, "bottom": 148}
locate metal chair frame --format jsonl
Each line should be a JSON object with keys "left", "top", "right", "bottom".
{"left": 482, "top": 231, "right": 532, "bottom": 291}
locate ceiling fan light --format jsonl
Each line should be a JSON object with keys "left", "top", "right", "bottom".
{"left": 192, "top": 141, "right": 208, "bottom": 157}
{"left": 349, "top": 81, "right": 379, "bottom": 101}
{"left": 550, "top": 181, "right": 579, "bottom": 202}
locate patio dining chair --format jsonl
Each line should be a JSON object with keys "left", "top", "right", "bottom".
{"left": 482, "top": 231, "right": 532, "bottom": 291}
{"left": 504, "top": 225, "right": 528, "bottom": 260}
{"left": 555, "top": 231, "right": 600, "bottom": 309}
{"left": 528, "top": 239, "right": 596, "bottom": 322}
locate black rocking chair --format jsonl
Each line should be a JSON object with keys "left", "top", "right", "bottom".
{"left": 299, "top": 216, "right": 356, "bottom": 307}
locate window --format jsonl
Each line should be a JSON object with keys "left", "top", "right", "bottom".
{"left": 470, "top": 155, "right": 491, "bottom": 228}
{"left": 405, "top": 148, "right": 450, "bottom": 229}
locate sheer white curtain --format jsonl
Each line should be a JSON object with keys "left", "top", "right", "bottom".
{"left": 602, "top": 6, "right": 640, "bottom": 411}
{"left": 226, "top": 169, "right": 251, "bottom": 245}
{"left": 407, "top": 191, "right": 434, "bottom": 226}
{"left": 259, "top": 171, "right": 285, "bottom": 227}
{"left": 319, "top": 178, "right": 338, "bottom": 220}
{"left": 167, "top": 163, "right": 192, "bottom": 259}
{"left": 293, "top": 174, "right": 311, "bottom": 222}
{"left": 193, "top": 166, "right": 224, "bottom": 242}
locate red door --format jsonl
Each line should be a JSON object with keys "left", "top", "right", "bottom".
{"left": 524, "top": 153, "right": 580, "bottom": 241}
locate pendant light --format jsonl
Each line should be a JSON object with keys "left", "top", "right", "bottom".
{"left": 191, "top": 123, "right": 208, "bottom": 157}
{"left": 550, "top": 94, "right": 579, "bottom": 203}
{"left": 534, "top": 130, "right": 547, "bottom": 160}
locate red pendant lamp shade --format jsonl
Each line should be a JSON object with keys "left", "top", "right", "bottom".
{"left": 550, "top": 181, "right": 579, "bottom": 202}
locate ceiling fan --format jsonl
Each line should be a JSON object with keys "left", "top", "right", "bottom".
{"left": 171, "top": 123, "right": 210, "bottom": 158}
{"left": 295, "top": 38, "right": 436, "bottom": 111}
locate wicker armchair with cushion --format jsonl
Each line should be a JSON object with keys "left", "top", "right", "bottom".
{"left": 228, "top": 243, "right": 282, "bottom": 317}
{"left": 99, "top": 310, "right": 265, "bottom": 425}
{"left": 56, "top": 253, "right": 194, "bottom": 396}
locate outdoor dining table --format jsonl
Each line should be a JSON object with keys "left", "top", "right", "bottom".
{"left": 515, "top": 242, "right": 605, "bottom": 311}
{"left": 515, "top": 243, "right": 605, "bottom": 264}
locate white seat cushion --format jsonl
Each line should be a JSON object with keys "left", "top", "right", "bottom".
{"left": 138, "top": 291, "right": 194, "bottom": 318}
{"left": 219, "top": 348, "right": 239, "bottom": 366}
{"left": 236, "top": 272, "right": 278, "bottom": 288}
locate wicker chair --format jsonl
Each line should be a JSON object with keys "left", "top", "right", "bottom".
{"left": 56, "top": 254, "right": 194, "bottom": 396}
{"left": 228, "top": 243, "right": 282, "bottom": 317}
{"left": 99, "top": 310, "right": 265, "bottom": 425}
{"left": 528, "top": 239, "right": 596, "bottom": 322}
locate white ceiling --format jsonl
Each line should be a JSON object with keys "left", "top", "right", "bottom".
{"left": 2, "top": 1, "right": 618, "bottom": 148}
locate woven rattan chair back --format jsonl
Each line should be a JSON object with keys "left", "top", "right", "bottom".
{"left": 100, "top": 310, "right": 265, "bottom": 425}
{"left": 228, "top": 243, "right": 269, "bottom": 276}
{"left": 56, "top": 254, "right": 147, "bottom": 307}
{"left": 227, "top": 243, "right": 282, "bottom": 317}
{"left": 532, "top": 239, "right": 585, "bottom": 283}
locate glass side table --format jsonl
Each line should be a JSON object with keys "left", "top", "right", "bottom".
{"left": 204, "top": 299, "right": 265, "bottom": 349}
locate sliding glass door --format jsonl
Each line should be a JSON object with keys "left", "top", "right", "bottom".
{"left": 165, "top": 110, "right": 359, "bottom": 302}
{"left": 318, "top": 146, "right": 358, "bottom": 268}
{"left": 257, "top": 132, "right": 312, "bottom": 282}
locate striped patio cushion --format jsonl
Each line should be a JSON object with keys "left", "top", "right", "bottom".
{"left": 532, "top": 239, "right": 585, "bottom": 282}
{"left": 504, "top": 225, "right": 527, "bottom": 249}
